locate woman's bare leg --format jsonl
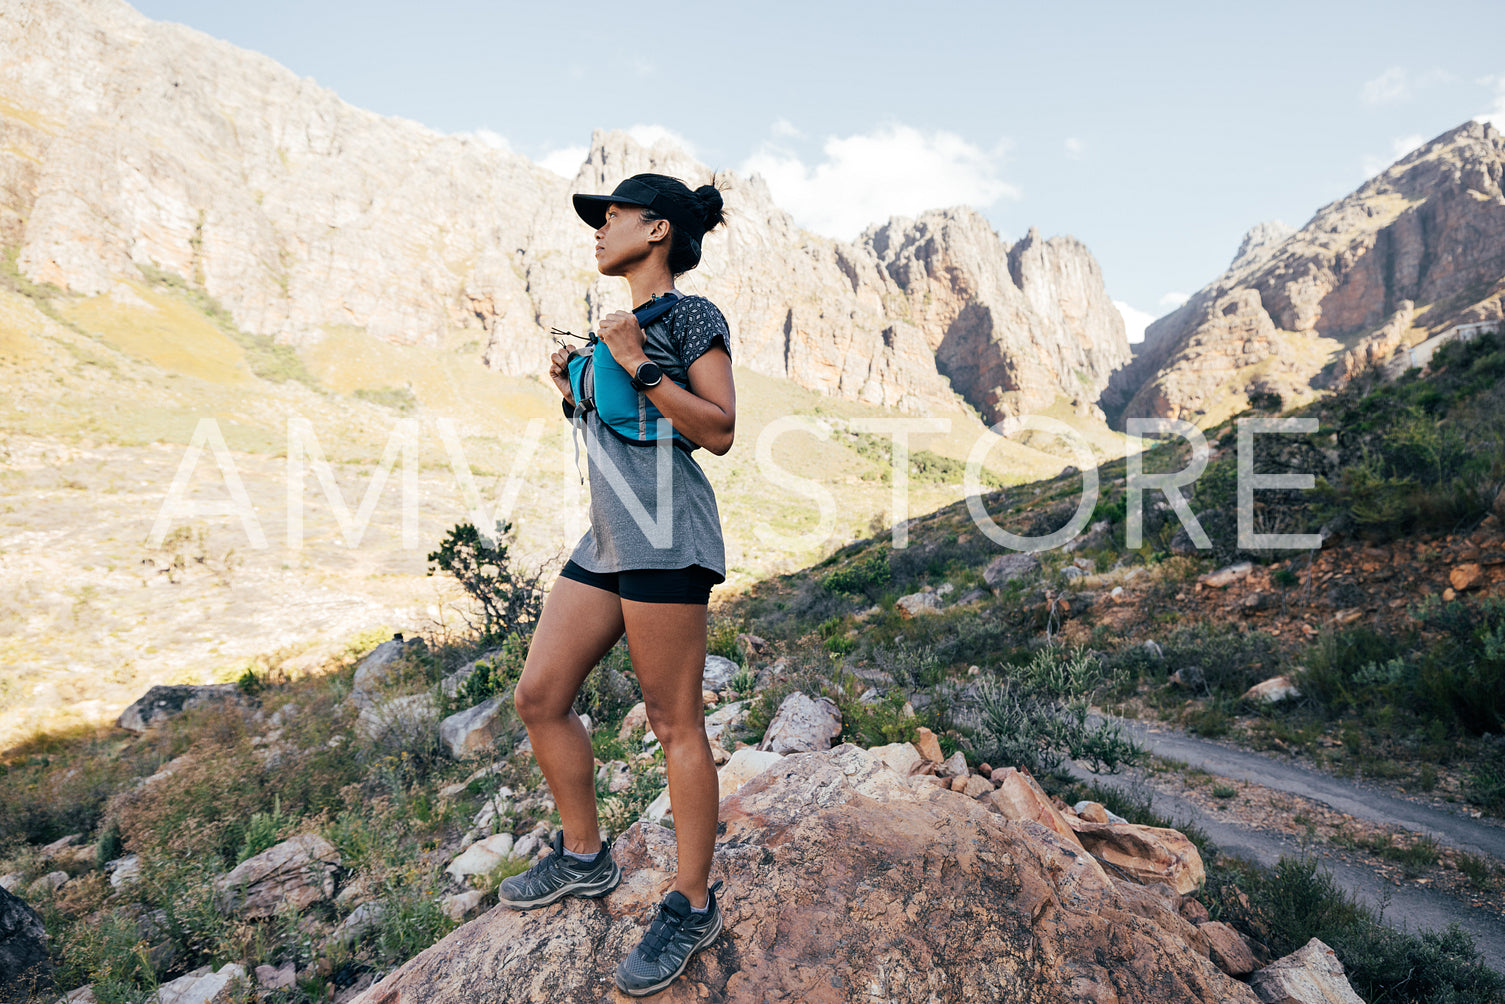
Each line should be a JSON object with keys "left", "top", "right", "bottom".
{"left": 622, "top": 599, "right": 716, "bottom": 907}
{"left": 513, "top": 576, "right": 625, "bottom": 855}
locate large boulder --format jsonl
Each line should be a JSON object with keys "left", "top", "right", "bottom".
{"left": 983, "top": 553, "right": 1041, "bottom": 587}
{"left": 213, "top": 834, "right": 340, "bottom": 919}
{"left": 116, "top": 684, "right": 249, "bottom": 732}
{"left": 349, "top": 636, "right": 422, "bottom": 708}
{"left": 1065, "top": 818, "right": 1206, "bottom": 896}
{"left": 756, "top": 692, "right": 842, "bottom": 755}
{"left": 1248, "top": 937, "right": 1364, "bottom": 1004}
{"left": 355, "top": 694, "right": 439, "bottom": 746}
{"left": 440, "top": 694, "right": 513, "bottom": 759}
{"left": 0, "top": 885, "right": 52, "bottom": 1000}
{"left": 348, "top": 745, "right": 1255, "bottom": 1004}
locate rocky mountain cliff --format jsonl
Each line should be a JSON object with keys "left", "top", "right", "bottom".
{"left": 1106, "top": 121, "right": 1505, "bottom": 425}
{"left": 0, "top": 0, "right": 1129, "bottom": 425}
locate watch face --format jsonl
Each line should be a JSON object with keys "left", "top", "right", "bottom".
{"left": 634, "top": 362, "right": 663, "bottom": 388}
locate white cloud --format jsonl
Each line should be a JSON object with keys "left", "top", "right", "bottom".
{"left": 1362, "top": 66, "right": 1455, "bottom": 105}
{"left": 626, "top": 124, "right": 696, "bottom": 156}
{"left": 539, "top": 145, "right": 587, "bottom": 179}
{"left": 1362, "top": 67, "right": 1411, "bottom": 105}
{"left": 1113, "top": 301, "right": 1154, "bottom": 345}
{"left": 741, "top": 124, "right": 1018, "bottom": 239}
{"left": 1361, "top": 133, "right": 1427, "bottom": 178}
{"left": 771, "top": 118, "right": 801, "bottom": 139}
{"left": 1158, "top": 291, "right": 1189, "bottom": 310}
{"left": 1476, "top": 74, "right": 1505, "bottom": 129}
{"left": 1064, "top": 137, "right": 1085, "bottom": 160}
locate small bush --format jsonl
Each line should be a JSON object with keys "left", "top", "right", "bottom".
{"left": 820, "top": 549, "right": 892, "bottom": 597}
{"left": 427, "top": 522, "right": 544, "bottom": 640}
{"left": 967, "top": 647, "right": 1141, "bottom": 775}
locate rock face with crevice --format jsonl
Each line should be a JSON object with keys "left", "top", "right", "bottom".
{"left": 0, "top": 0, "right": 1128, "bottom": 425}
{"left": 1106, "top": 120, "right": 1505, "bottom": 426}
{"left": 350, "top": 745, "right": 1254, "bottom": 1004}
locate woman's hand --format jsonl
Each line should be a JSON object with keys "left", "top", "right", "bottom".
{"left": 549, "top": 346, "right": 576, "bottom": 404}
{"left": 597, "top": 310, "right": 649, "bottom": 373}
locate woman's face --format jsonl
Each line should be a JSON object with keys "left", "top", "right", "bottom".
{"left": 594, "top": 203, "right": 665, "bottom": 276}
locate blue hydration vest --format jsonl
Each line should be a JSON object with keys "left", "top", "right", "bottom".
{"left": 567, "top": 292, "right": 691, "bottom": 447}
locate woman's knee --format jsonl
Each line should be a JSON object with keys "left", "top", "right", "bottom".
{"left": 643, "top": 704, "right": 708, "bottom": 752}
{"left": 513, "top": 677, "right": 570, "bottom": 727}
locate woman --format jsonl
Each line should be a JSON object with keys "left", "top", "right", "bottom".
{"left": 499, "top": 173, "right": 734, "bottom": 998}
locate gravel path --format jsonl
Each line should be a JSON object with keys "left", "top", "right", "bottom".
{"left": 1070, "top": 718, "right": 1505, "bottom": 968}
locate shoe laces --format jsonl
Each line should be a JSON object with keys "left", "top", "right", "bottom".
{"left": 638, "top": 902, "right": 689, "bottom": 961}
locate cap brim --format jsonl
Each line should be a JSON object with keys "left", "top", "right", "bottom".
{"left": 572, "top": 192, "right": 648, "bottom": 230}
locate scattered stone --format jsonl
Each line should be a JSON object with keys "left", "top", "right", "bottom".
{"left": 153, "top": 963, "right": 247, "bottom": 1004}
{"left": 1199, "top": 921, "right": 1256, "bottom": 977}
{"left": 983, "top": 768, "right": 1090, "bottom": 854}
{"left": 702, "top": 655, "right": 740, "bottom": 691}
{"left": 214, "top": 835, "right": 340, "bottom": 919}
{"left": 1169, "top": 665, "right": 1205, "bottom": 690}
{"left": 1450, "top": 563, "right": 1483, "bottom": 592}
{"left": 983, "top": 553, "right": 1041, "bottom": 587}
{"left": 617, "top": 703, "right": 649, "bottom": 745}
{"left": 253, "top": 963, "right": 296, "bottom": 990}
{"left": 757, "top": 692, "right": 842, "bottom": 755}
{"left": 60, "top": 986, "right": 95, "bottom": 1003}
{"left": 1242, "top": 675, "right": 1300, "bottom": 704}
{"left": 439, "top": 695, "right": 512, "bottom": 760}
{"left": 1066, "top": 819, "right": 1206, "bottom": 895}
{"left": 267, "top": 703, "right": 300, "bottom": 729}
{"left": 106, "top": 855, "right": 141, "bottom": 889}
{"left": 1060, "top": 565, "right": 1085, "bottom": 582}
{"left": 40, "top": 834, "right": 82, "bottom": 858}
{"left": 736, "top": 633, "right": 768, "bottom": 657}
{"left": 349, "top": 636, "right": 421, "bottom": 707}
{"left": 957, "top": 775, "right": 993, "bottom": 798}
{"left": 953, "top": 588, "right": 989, "bottom": 606}
{"left": 707, "top": 737, "right": 730, "bottom": 765}
{"left": 1248, "top": 937, "right": 1363, "bottom": 1004}
{"left": 1201, "top": 562, "right": 1253, "bottom": 588}
{"left": 1332, "top": 607, "right": 1365, "bottom": 625}
{"left": 1241, "top": 592, "right": 1274, "bottom": 613}
{"left": 446, "top": 833, "right": 515, "bottom": 882}
{"left": 866, "top": 742, "right": 922, "bottom": 776}
{"left": 441, "top": 891, "right": 486, "bottom": 923}
{"left": 439, "top": 649, "right": 501, "bottom": 700}
{"left": 511, "top": 831, "right": 544, "bottom": 861}
{"left": 716, "top": 748, "right": 783, "bottom": 801}
{"left": 938, "top": 750, "right": 969, "bottom": 778}
{"left": 895, "top": 591, "right": 943, "bottom": 617}
{"left": 1178, "top": 897, "right": 1210, "bottom": 925}
{"left": 440, "top": 765, "right": 505, "bottom": 799}
{"left": 0, "top": 884, "right": 53, "bottom": 996}
{"left": 355, "top": 693, "right": 438, "bottom": 744}
{"left": 1074, "top": 801, "right": 1110, "bottom": 824}
{"left": 1143, "top": 640, "right": 1163, "bottom": 659}
{"left": 330, "top": 902, "right": 385, "bottom": 945}
{"left": 596, "top": 761, "right": 632, "bottom": 794}
{"left": 27, "top": 872, "right": 68, "bottom": 897}
{"left": 117, "top": 684, "right": 248, "bottom": 732}
{"left": 911, "top": 726, "right": 944, "bottom": 764}
{"left": 644, "top": 788, "right": 673, "bottom": 824}
{"left": 0, "top": 875, "right": 19, "bottom": 894}
{"left": 469, "top": 789, "right": 513, "bottom": 834}
{"left": 703, "top": 701, "right": 748, "bottom": 745}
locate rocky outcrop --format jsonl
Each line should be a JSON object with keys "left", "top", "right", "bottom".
{"left": 0, "top": 0, "right": 1128, "bottom": 424}
{"left": 0, "top": 885, "right": 52, "bottom": 1000}
{"left": 1248, "top": 938, "right": 1364, "bottom": 1004}
{"left": 350, "top": 745, "right": 1254, "bottom": 1004}
{"left": 213, "top": 834, "right": 340, "bottom": 919}
{"left": 116, "top": 684, "right": 250, "bottom": 732}
{"left": 1108, "top": 121, "right": 1505, "bottom": 425}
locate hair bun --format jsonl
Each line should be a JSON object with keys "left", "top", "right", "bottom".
{"left": 694, "top": 183, "right": 726, "bottom": 231}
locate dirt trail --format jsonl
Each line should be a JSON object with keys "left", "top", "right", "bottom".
{"left": 1071, "top": 719, "right": 1505, "bottom": 967}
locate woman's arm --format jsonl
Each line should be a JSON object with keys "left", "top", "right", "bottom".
{"left": 597, "top": 309, "right": 736, "bottom": 455}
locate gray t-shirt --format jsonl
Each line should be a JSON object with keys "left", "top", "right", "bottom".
{"left": 569, "top": 295, "right": 730, "bottom": 579}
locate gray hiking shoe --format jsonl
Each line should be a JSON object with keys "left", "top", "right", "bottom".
{"left": 615, "top": 881, "right": 723, "bottom": 997}
{"left": 496, "top": 832, "right": 620, "bottom": 910}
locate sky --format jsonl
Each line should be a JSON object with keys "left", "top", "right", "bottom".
{"left": 131, "top": 0, "right": 1505, "bottom": 342}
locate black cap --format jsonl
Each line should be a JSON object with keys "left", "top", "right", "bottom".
{"left": 572, "top": 177, "right": 704, "bottom": 241}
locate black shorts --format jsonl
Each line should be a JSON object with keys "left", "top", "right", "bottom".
{"left": 559, "top": 560, "right": 718, "bottom": 605}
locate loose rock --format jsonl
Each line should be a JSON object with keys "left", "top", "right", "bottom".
{"left": 1248, "top": 937, "right": 1364, "bottom": 1004}
{"left": 214, "top": 835, "right": 340, "bottom": 919}
{"left": 0, "top": 885, "right": 52, "bottom": 997}
{"left": 1199, "top": 921, "right": 1255, "bottom": 977}
{"left": 1241, "top": 675, "right": 1300, "bottom": 704}
{"left": 117, "top": 684, "right": 248, "bottom": 732}
{"left": 757, "top": 692, "right": 842, "bottom": 755}
{"left": 439, "top": 695, "right": 513, "bottom": 759}
{"left": 983, "top": 553, "right": 1041, "bottom": 587}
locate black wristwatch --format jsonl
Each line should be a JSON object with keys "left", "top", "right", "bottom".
{"left": 630, "top": 360, "right": 664, "bottom": 391}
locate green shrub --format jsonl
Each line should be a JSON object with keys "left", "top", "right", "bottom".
{"left": 1210, "top": 856, "right": 1505, "bottom": 1003}
{"left": 427, "top": 522, "right": 544, "bottom": 640}
{"left": 820, "top": 549, "right": 892, "bottom": 596}
{"left": 353, "top": 386, "right": 419, "bottom": 413}
{"left": 967, "top": 647, "right": 1141, "bottom": 775}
